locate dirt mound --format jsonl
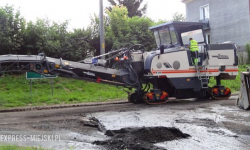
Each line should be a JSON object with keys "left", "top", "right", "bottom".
{"left": 93, "top": 127, "right": 190, "bottom": 150}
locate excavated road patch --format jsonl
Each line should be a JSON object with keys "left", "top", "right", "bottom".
{"left": 0, "top": 96, "right": 250, "bottom": 150}
{"left": 93, "top": 127, "right": 190, "bottom": 150}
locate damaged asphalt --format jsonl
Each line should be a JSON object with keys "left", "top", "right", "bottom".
{"left": 0, "top": 95, "right": 250, "bottom": 150}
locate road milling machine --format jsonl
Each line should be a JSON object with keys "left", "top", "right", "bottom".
{"left": 0, "top": 22, "right": 238, "bottom": 104}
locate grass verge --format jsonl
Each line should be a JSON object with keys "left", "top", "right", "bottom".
{"left": 0, "top": 145, "right": 48, "bottom": 150}
{"left": 0, "top": 74, "right": 127, "bottom": 109}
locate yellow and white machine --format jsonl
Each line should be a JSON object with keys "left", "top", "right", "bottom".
{"left": 140, "top": 21, "right": 238, "bottom": 103}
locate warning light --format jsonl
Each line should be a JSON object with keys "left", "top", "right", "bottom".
{"left": 147, "top": 92, "right": 154, "bottom": 100}
{"left": 213, "top": 88, "right": 219, "bottom": 95}
{"left": 43, "top": 70, "right": 48, "bottom": 74}
{"left": 147, "top": 93, "right": 153, "bottom": 97}
{"left": 224, "top": 88, "right": 231, "bottom": 95}
{"left": 161, "top": 91, "right": 168, "bottom": 100}
{"left": 55, "top": 64, "right": 60, "bottom": 68}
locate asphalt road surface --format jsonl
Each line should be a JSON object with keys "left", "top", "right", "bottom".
{"left": 0, "top": 95, "right": 250, "bottom": 150}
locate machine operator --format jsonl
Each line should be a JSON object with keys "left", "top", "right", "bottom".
{"left": 188, "top": 38, "right": 199, "bottom": 65}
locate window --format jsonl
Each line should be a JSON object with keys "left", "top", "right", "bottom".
{"left": 154, "top": 31, "right": 161, "bottom": 47}
{"left": 169, "top": 26, "right": 178, "bottom": 45}
{"left": 159, "top": 28, "right": 171, "bottom": 46}
{"left": 200, "top": 5, "right": 209, "bottom": 20}
{"left": 181, "top": 29, "right": 205, "bottom": 45}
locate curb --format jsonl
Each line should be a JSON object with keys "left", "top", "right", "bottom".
{"left": 0, "top": 94, "right": 239, "bottom": 113}
{"left": 0, "top": 100, "right": 129, "bottom": 113}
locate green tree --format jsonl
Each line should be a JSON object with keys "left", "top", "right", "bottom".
{"left": 107, "top": 0, "right": 147, "bottom": 17}
{"left": 66, "top": 28, "right": 94, "bottom": 61}
{"left": 88, "top": 13, "right": 112, "bottom": 55}
{"left": 23, "top": 18, "right": 50, "bottom": 55}
{"left": 23, "top": 18, "right": 72, "bottom": 59}
{"left": 105, "top": 5, "right": 155, "bottom": 51}
{"left": 106, "top": 5, "right": 130, "bottom": 49}
{"left": 153, "top": 13, "right": 185, "bottom": 27}
{"left": 47, "top": 21, "right": 70, "bottom": 58}
{"left": 128, "top": 16, "right": 155, "bottom": 50}
{"left": 0, "top": 4, "right": 159, "bottom": 59}
{"left": 0, "top": 5, "right": 25, "bottom": 54}
{"left": 172, "top": 12, "right": 186, "bottom": 22}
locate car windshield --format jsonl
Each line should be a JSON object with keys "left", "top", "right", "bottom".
{"left": 159, "top": 28, "right": 171, "bottom": 46}
{"left": 154, "top": 27, "right": 178, "bottom": 48}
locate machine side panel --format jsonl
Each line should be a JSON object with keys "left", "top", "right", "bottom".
{"left": 208, "top": 44, "right": 235, "bottom": 50}
{"left": 150, "top": 51, "right": 194, "bottom": 78}
{"left": 146, "top": 49, "right": 237, "bottom": 78}
{"left": 169, "top": 77, "right": 201, "bottom": 91}
{"left": 208, "top": 50, "right": 235, "bottom": 66}
{"left": 144, "top": 52, "right": 157, "bottom": 72}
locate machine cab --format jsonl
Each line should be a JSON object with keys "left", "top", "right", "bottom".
{"left": 149, "top": 21, "right": 207, "bottom": 51}
{"left": 149, "top": 21, "right": 208, "bottom": 66}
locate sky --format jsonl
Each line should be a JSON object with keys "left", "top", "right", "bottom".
{"left": 0, "top": 0, "right": 186, "bottom": 30}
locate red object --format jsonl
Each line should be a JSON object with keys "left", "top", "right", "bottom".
{"left": 115, "top": 57, "right": 119, "bottom": 61}
{"left": 147, "top": 92, "right": 154, "bottom": 100}
{"left": 213, "top": 88, "right": 219, "bottom": 95}
{"left": 160, "top": 91, "right": 168, "bottom": 100}
{"left": 158, "top": 76, "right": 167, "bottom": 78}
{"left": 123, "top": 56, "right": 128, "bottom": 60}
{"left": 224, "top": 87, "right": 231, "bottom": 95}
{"left": 97, "top": 77, "right": 102, "bottom": 83}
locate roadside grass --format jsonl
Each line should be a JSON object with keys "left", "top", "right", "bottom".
{"left": 0, "top": 74, "right": 127, "bottom": 109}
{"left": 209, "top": 65, "right": 248, "bottom": 93}
{"left": 0, "top": 145, "right": 49, "bottom": 150}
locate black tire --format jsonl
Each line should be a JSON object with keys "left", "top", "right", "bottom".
{"left": 130, "top": 92, "right": 144, "bottom": 104}
{"left": 196, "top": 89, "right": 211, "bottom": 100}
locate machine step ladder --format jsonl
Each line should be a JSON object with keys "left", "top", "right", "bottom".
{"left": 195, "top": 46, "right": 209, "bottom": 89}
{"left": 196, "top": 65, "right": 209, "bottom": 89}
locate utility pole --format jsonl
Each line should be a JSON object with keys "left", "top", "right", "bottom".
{"left": 99, "top": 0, "right": 105, "bottom": 58}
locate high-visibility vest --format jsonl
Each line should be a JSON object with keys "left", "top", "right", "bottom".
{"left": 190, "top": 40, "right": 198, "bottom": 52}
